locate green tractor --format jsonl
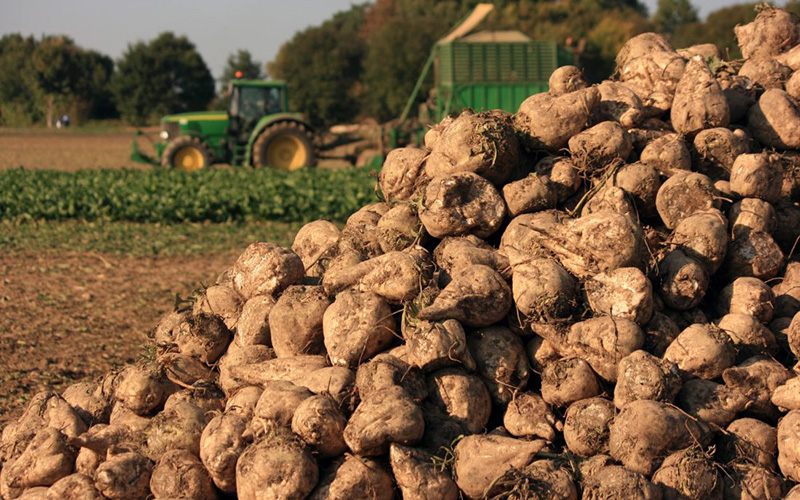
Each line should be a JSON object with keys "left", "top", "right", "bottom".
{"left": 131, "top": 80, "right": 315, "bottom": 171}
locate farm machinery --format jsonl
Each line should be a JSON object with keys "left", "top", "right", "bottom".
{"left": 380, "top": 3, "right": 576, "bottom": 151}
{"left": 131, "top": 79, "right": 315, "bottom": 171}
{"left": 131, "top": 4, "right": 574, "bottom": 171}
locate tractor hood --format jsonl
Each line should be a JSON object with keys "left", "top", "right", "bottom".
{"left": 161, "top": 111, "right": 229, "bottom": 125}
{"left": 160, "top": 111, "right": 229, "bottom": 143}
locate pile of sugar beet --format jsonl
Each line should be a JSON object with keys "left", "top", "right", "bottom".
{"left": 6, "top": 8, "right": 800, "bottom": 500}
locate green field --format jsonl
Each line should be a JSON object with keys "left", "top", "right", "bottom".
{"left": 0, "top": 166, "right": 378, "bottom": 223}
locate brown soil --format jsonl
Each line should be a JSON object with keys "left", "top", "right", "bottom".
{"left": 0, "top": 250, "right": 238, "bottom": 426}
{"left": 0, "top": 130, "right": 156, "bottom": 171}
{"left": 0, "top": 128, "right": 376, "bottom": 171}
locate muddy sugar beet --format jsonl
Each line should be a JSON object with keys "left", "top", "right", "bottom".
{"left": 3, "top": 7, "right": 800, "bottom": 499}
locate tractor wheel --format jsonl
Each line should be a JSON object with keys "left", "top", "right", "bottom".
{"left": 252, "top": 121, "right": 315, "bottom": 170}
{"left": 161, "top": 136, "right": 211, "bottom": 172}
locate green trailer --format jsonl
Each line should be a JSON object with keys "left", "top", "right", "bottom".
{"left": 432, "top": 34, "right": 573, "bottom": 120}
{"left": 394, "top": 3, "right": 574, "bottom": 146}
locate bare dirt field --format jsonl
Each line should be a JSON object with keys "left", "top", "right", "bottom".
{"left": 0, "top": 127, "right": 370, "bottom": 171}
{"left": 0, "top": 128, "right": 156, "bottom": 171}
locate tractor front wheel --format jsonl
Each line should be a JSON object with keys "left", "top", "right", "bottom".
{"left": 252, "top": 122, "right": 314, "bottom": 170}
{"left": 161, "top": 136, "right": 211, "bottom": 172}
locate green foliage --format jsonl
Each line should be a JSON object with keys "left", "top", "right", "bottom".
{"left": 362, "top": 1, "right": 467, "bottom": 120}
{"left": 0, "top": 34, "right": 39, "bottom": 126}
{"left": 30, "top": 36, "right": 80, "bottom": 102}
{"left": 652, "top": 0, "right": 698, "bottom": 34}
{"left": 221, "top": 49, "right": 263, "bottom": 84}
{"left": 75, "top": 50, "right": 117, "bottom": 120}
{"left": 268, "top": 5, "right": 368, "bottom": 128}
{"left": 0, "top": 166, "right": 377, "bottom": 224}
{"left": 111, "top": 32, "right": 215, "bottom": 126}
{"left": 0, "top": 102, "right": 39, "bottom": 128}
{"left": 29, "top": 35, "right": 83, "bottom": 127}
{"left": 0, "top": 34, "right": 115, "bottom": 126}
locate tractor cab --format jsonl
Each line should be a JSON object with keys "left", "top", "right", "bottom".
{"left": 132, "top": 79, "right": 315, "bottom": 171}
{"left": 229, "top": 82, "right": 286, "bottom": 119}
{"left": 227, "top": 81, "right": 287, "bottom": 145}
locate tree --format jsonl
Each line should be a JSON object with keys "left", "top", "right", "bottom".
{"left": 0, "top": 34, "right": 117, "bottom": 126}
{"left": 362, "top": 14, "right": 451, "bottom": 120}
{"left": 361, "top": 0, "right": 469, "bottom": 120}
{"left": 220, "top": 49, "right": 262, "bottom": 84}
{"left": 75, "top": 50, "right": 116, "bottom": 120}
{"left": 112, "top": 32, "right": 215, "bottom": 125}
{"left": 268, "top": 5, "right": 367, "bottom": 128}
{"left": 0, "top": 34, "right": 38, "bottom": 126}
{"left": 653, "top": 0, "right": 698, "bottom": 35}
{"left": 585, "top": 8, "right": 651, "bottom": 77}
{"left": 583, "top": 0, "right": 648, "bottom": 16}
{"left": 29, "top": 35, "right": 84, "bottom": 128}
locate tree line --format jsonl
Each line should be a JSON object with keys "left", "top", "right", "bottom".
{"left": 0, "top": 32, "right": 261, "bottom": 127}
{"left": 0, "top": 34, "right": 115, "bottom": 127}
{"left": 1, "top": 0, "right": 798, "bottom": 128}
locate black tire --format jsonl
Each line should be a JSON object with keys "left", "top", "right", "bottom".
{"left": 252, "top": 121, "right": 315, "bottom": 170}
{"left": 161, "top": 136, "right": 211, "bottom": 172}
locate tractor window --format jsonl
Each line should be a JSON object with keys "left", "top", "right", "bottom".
{"left": 265, "top": 87, "right": 282, "bottom": 114}
{"left": 237, "top": 87, "right": 283, "bottom": 119}
{"left": 239, "top": 87, "right": 264, "bottom": 119}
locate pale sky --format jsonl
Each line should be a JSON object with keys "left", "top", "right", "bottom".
{"left": 0, "top": 0, "right": 780, "bottom": 80}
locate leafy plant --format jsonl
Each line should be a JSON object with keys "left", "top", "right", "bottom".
{"left": 0, "top": 166, "right": 377, "bottom": 223}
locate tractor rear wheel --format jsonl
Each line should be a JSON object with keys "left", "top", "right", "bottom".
{"left": 252, "top": 121, "right": 314, "bottom": 170}
{"left": 162, "top": 136, "right": 211, "bottom": 172}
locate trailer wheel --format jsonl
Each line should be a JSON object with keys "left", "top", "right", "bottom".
{"left": 252, "top": 121, "right": 315, "bottom": 170}
{"left": 162, "top": 136, "right": 211, "bottom": 172}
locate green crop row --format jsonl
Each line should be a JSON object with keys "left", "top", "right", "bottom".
{"left": 0, "top": 167, "right": 378, "bottom": 223}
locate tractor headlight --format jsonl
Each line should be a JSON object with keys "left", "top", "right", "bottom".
{"left": 160, "top": 130, "right": 170, "bottom": 141}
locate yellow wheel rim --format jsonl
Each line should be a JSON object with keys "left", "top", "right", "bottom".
{"left": 266, "top": 135, "right": 307, "bottom": 170}
{"left": 173, "top": 146, "right": 205, "bottom": 172}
